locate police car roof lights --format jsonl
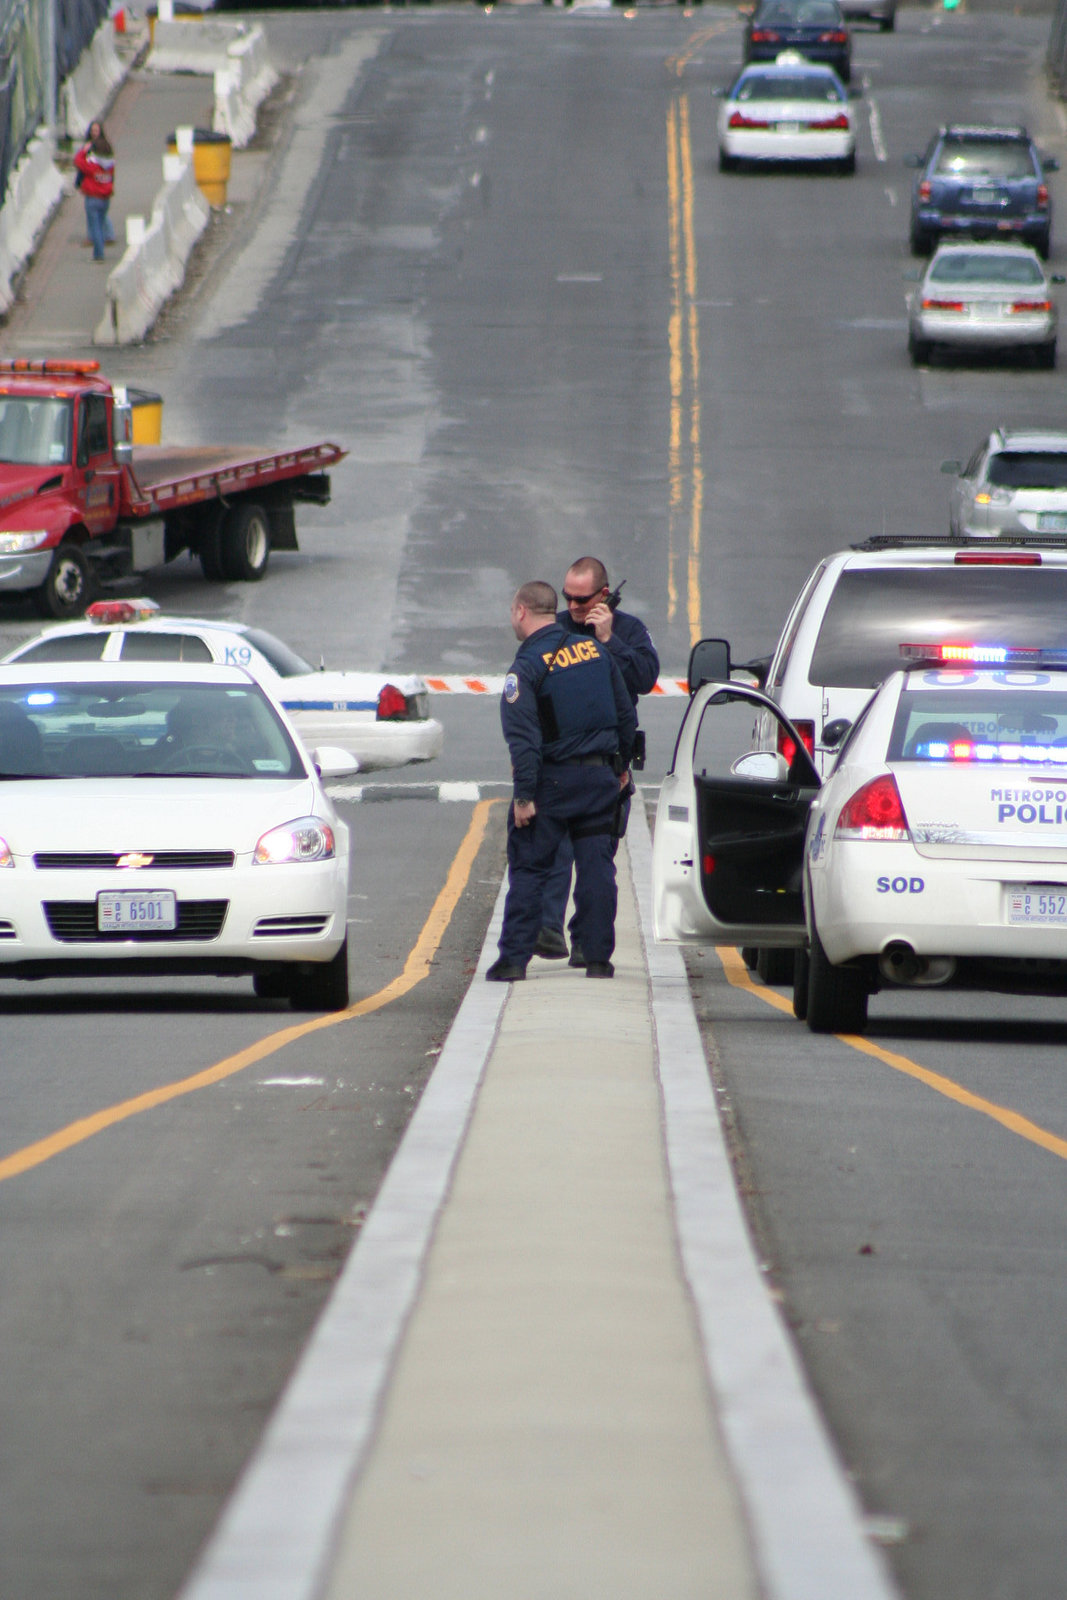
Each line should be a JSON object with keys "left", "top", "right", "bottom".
{"left": 85, "top": 599, "right": 161, "bottom": 626}
{"left": 898, "top": 642, "right": 1067, "bottom": 667}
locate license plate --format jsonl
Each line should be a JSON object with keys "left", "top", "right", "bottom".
{"left": 98, "top": 890, "right": 177, "bottom": 932}
{"left": 968, "top": 187, "right": 1000, "bottom": 204}
{"left": 776, "top": 121, "right": 800, "bottom": 134}
{"left": 971, "top": 303, "right": 1006, "bottom": 319}
{"left": 1037, "top": 512, "right": 1067, "bottom": 531}
{"left": 1007, "top": 886, "right": 1067, "bottom": 925}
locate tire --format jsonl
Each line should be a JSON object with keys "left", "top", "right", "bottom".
{"left": 719, "top": 149, "right": 738, "bottom": 174}
{"left": 35, "top": 543, "right": 95, "bottom": 618}
{"left": 908, "top": 329, "right": 932, "bottom": 365}
{"left": 288, "top": 938, "right": 350, "bottom": 1012}
{"left": 219, "top": 502, "right": 270, "bottom": 582}
{"left": 741, "top": 946, "right": 759, "bottom": 970}
{"left": 792, "top": 945, "right": 810, "bottom": 1021}
{"left": 838, "top": 151, "right": 856, "bottom": 176}
{"left": 198, "top": 525, "right": 226, "bottom": 581}
{"left": 806, "top": 926, "right": 868, "bottom": 1034}
{"left": 1036, "top": 340, "right": 1057, "bottom": 371}
{"left": 880, "top": 8, "right": 895, "bottom": 27}
{"left": 254, "top": 969, "right": 291, "bottom": 1001}
{"left": 756, "top": 946, "right": 795, "bottom": 986}
{"left": 909, "top": 224, "right": 934, "bottom": 257}
{"left": 1034, "top": 230, "right": 1051, "bottom": 261}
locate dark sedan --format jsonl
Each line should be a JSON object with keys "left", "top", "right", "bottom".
{"left": 744, "top": 0, "right": 851, "bottom": 84}
{"left": 907, "top": 124, "right": 1058, "bottom": 258}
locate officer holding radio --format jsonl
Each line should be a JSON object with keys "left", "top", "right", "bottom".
{"left": 536, "top": 556, "right": 659, "bottom": 964}
{"left": 487, "top": 580, "right": 635, "bottom": 983}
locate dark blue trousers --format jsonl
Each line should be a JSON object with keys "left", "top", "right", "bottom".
{"left": 541, "top": 793, "right": 630, "bottom": 936}
{"left": 499, "top": 764, "right": 619, "bottom": 967}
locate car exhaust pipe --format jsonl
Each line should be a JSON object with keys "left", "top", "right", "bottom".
{"left": 879, "top": 942, "right": 957, "bottom": 988}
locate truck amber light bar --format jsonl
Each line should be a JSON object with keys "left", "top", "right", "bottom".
{"left": 0, "top": 359, "right": 100, "bottom": 376}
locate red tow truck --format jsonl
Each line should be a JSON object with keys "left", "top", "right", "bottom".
{"left": 0, "top": 360, "right": 346, "bottom": 617}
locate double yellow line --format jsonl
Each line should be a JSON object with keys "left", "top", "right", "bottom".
{"left": 666, "top": 92, "right": 704, "bottom": 648}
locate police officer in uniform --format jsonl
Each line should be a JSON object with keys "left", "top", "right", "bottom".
{"left": 535, "top": 556, "right": 659, "bottom": 964}
{"left": 487, "top": 580, "right": 636, "bottom": 983}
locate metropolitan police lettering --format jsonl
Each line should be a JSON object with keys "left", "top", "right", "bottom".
{"left": 992, "top": 786, "right": 1067, "bottom": 824}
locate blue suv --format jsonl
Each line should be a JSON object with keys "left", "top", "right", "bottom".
{"left": 907, "top": 125, "right": 1058, "bottom": 259}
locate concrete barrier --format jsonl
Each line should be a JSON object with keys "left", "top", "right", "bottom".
{"left": 213, "top": 28, "right": 278, "bottom": 149}
{"left": 59, "top": 19, "right": 127, "bottom": 142}
{"left": 94, "top": 153, "right": 210, "bottom": 345}
{"left": 0, "top": 132, "right": 67, "bottom": 316}
{"left": 148, "top": 17, "right": 277, "bottom": 150}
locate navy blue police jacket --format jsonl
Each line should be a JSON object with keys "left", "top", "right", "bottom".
{"left": 501, "top": 622, "right": 637, "bottom": 802}
{"left": 556, "top": 607, "right": 659, "bottom": 713}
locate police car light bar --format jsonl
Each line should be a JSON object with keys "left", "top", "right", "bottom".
{"left": 85, "top": 599, "right": 161, "bottom": 625}
{"left": 899, "top": 643, "right": 1067, "bottom": 667}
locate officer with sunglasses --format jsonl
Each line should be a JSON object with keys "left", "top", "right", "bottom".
{"left": 487, "top": 580, "right": 635, "bottom": 983}
{"left": 535, "top": 556, "right": 659, "bottom": 965}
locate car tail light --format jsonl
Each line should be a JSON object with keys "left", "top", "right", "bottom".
{"left": 921, "top": 298, "right": 965, "bottom": 312}
{"left": 703, "top": 854, "right": 715, "bottom": 875}
{"left": 777, "top": 718, "right": 815, "bottom": 765}
{"left": 835, "top": 774, "right": 910, "bottom": 842}
{"left": 729, "top": 112, "right": 771, "bottom": 129}
{"left": 376, "top": 683, "right": 411, "bottom": 721}
{"left": 918, "top": 179, "right": 932, "bottom": 202}
{"left": 1010, "top": 299, "right": 1052, "bottom": 313}
{"left": 750, "top": 27, "right": 780, "bottom": 40}
{"left": 808, "top": 114, "right": 850, "bottom": 130}
{"left": 954, "top": 550, "right": 1041, "bottom": 565}
{"left": 819, "top": 28, "right": 848, "bottom": 41}
{"left": 1038, "top": 183, "right": 1050, "bottom": 208}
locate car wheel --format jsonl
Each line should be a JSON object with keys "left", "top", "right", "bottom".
{"left": 756, "top": 946, "right": 795, "bottom": 985}
{"left": 288, "top": 938, "right": 350, "bottom": 1012}
{"left": 792, "top": 945, "right": 809, "bottom": 1021}
{"left": 908, "top": 329, "right": 932, "bottom": 365}
{"left": 1036, "top": 340, "right": 1057, "bottom": 370}
{"left": 741, "top": 946, "right": 759, "bottom": 970}
{"left": 719, "top": 149, "right": 738, "bottom": 173}
{"left": 909, "top": 224, "right": 934, "bottom": 256}
{"left": 219, "top": 502, "right": 271, "bottom": 582}
{"left": 806, "top": 926, "right": 868, "bottom": 1034}
{"left": 35, "top": 543, "right": 95, "bottom": 619}
{"left": 198, "top": 522, "right": 226, "bottom": 581}
{"left": 1034, "top": 230, "right": 1052, "bottom": 261}
{"left": 839, "top": 62, "right": 851, "bottom": 85}
{"left": 837, "top": 151, "right": 856, "bottom": 176}
{"left": 880, "top": 9, "right": 895, "bottom": 27}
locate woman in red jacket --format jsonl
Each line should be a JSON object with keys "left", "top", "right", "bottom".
{"left": 73, "top": 122, "right": 115, "bottom": 262}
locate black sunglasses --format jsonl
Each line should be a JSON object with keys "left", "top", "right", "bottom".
{"left": 562, "top": 587, "right": 606, "bottom": 605}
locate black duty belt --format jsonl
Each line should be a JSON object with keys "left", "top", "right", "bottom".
{"left": 546, "top": 754, "right": 613, "bottom": 768}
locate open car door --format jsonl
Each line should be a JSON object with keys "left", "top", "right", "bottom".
{"left": 653, "top": 680, "right": 821, "bottom": 945}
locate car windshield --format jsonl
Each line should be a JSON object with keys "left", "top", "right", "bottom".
{"left": 986, "top": 451, "right": 1067, "bottom": 489}
{"left": 889, "top": 682, "right": 1067, "bottom": 765}
{"left": 736, "top": 74, "right": 843, "bottom": 102}
{"left": 809, "top": 567, "right": 1067, "bottom": 689}
{"left": 934, "top": 144, "right": 1035, "bottom": 181}
{"left": 242, "top": 628, "right": 314, "bottom": 678}
{"left": 0, "top": 682, "right": 305, "bottom": 779}
{"left": 929, "top": 252, "right": 1044, "bottom": 286}
{"left": 0, "top": 398, "right": 73, "bottom": 466}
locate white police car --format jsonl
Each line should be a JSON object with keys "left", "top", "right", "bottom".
{"left": 1, "top": 602, "right": 443, "bottom": 773}
{"left": 653, "top": 640, "right": 1067, "bottom": 1035}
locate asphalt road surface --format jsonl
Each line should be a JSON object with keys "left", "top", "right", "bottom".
{"left": 0, "top": 6, "right": 1066, "bottom": 1599}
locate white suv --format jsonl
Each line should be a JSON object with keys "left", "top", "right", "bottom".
{"left": 747, "top": 537, "right": 1067, "bottom": 775}
{"left": 944, "top": 429, "right": 1067, "bottom": 539}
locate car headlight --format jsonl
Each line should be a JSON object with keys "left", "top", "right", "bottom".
{"left": 254, "top": 817, "right": 336, "bottom": 865}
{"left": 0, "top": 531, "right": 50, "bottom": 553}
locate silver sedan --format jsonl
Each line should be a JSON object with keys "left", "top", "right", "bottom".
{"left": 907, "top": 243, "right": 1063, "bottom": 366}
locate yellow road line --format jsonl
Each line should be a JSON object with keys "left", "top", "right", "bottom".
{"left": 665, "top": 91, "right": 703, "bottom": 642}
{"left": 666, "top": 98, "right": 684, "bottom": 626}
{"left": 715, "top": 943, "right": 1067, "bottom": 1162}
{"left": 679, "top": 91, "right": 704, "bottom": 649}
{"left": 0, "top": 799, "right": 499, "bottom": 1186}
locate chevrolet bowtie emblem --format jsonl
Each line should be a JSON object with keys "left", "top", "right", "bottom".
{"left": 116, "top": 852, "right": 154, "bottom": 870}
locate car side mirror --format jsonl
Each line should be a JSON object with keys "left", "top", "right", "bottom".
{"left": 1044, "top": 156, "right": 1060, "bottom": 173}
{"left": 311, "top": 746, "right": 360, "bottom": 780}
{"left": 902, "top": 267, "right": 922, "bottom": 281}
{"left": 687, "top": 637, "right": 731, "bottom": 692}
{"left": 730, "top": 751, "right": 789, "bottom": 782}
{"left": 1053, "top": 274, "right": 1066, "bottom": 285}
{"left": 940, "top": 459, "right": 961, "bottom": 474}
{"left": 822, "top": 717, "right": 852, "bottom": 750}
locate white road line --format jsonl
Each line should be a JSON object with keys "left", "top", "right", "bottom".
{"left": 867, "top": 94, "right": 887, "bottom": 163}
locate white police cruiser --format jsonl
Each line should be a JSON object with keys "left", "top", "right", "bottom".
{"left": 1, "top": 601, "right": 443, "bottom": 773}
{"left": 653, "top": 640, "right": 1067, "bottom": 1035}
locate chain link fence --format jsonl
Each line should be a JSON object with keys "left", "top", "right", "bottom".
{"left": 1049, "top": 0, "right": 1067, "bottom": 98}
{"left": 0, "top": 0, "right": 107, "bottom": 201}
